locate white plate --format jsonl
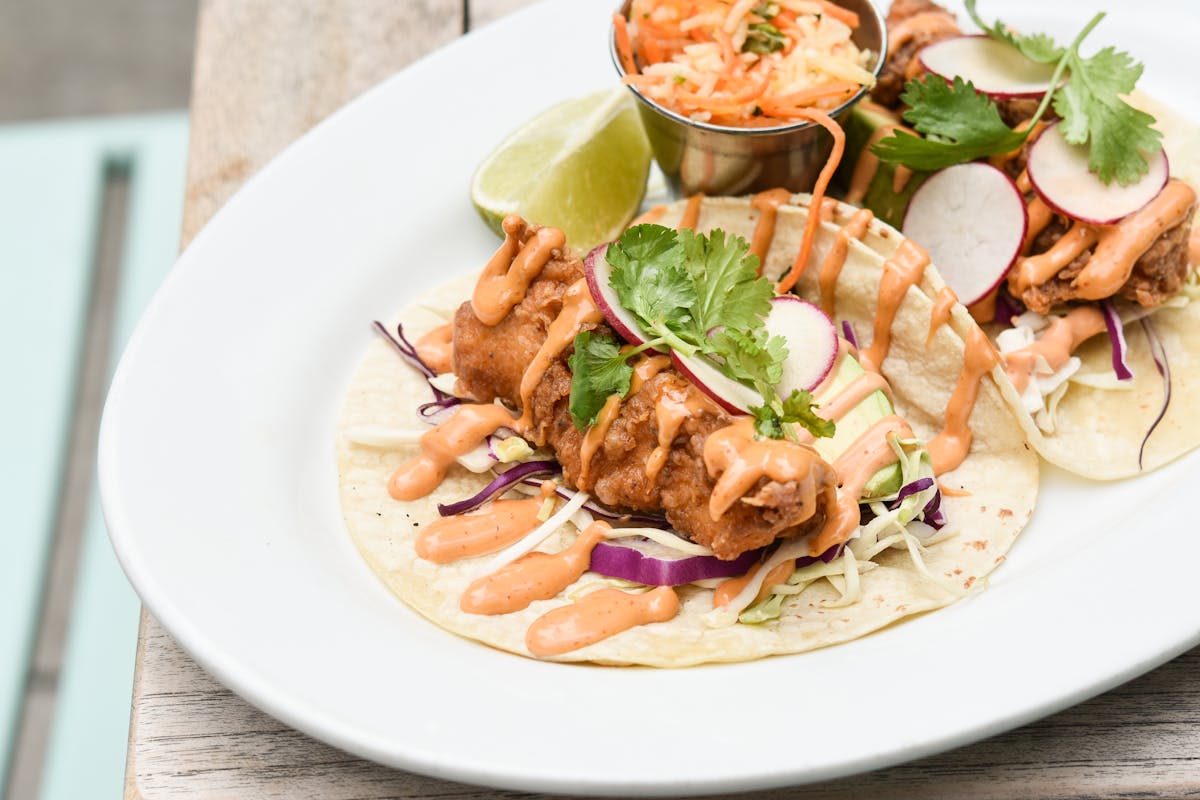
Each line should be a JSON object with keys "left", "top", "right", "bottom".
{"left": 101, "top": 0, "right": 1200, "bottom": 795}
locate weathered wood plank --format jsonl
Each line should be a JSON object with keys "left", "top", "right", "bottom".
{"left": 180, "top": 0, "right": 464, "bottom": 247}
{"left": 130, "top": 614, "right": 1200, "bottom": 799}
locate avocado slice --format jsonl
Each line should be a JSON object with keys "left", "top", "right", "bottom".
{"left": 810, "top": 351, "right": 902, "bottom": 500}
{"left": 834, "top": 105, "right": 929, "bottom": 230}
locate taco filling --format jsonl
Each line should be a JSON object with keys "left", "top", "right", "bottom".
{"left": 337, "top": 187, "right": 1036, "bottom": 666}
{"left": 839, "top": 0, "right": 1200, "bottom": 477}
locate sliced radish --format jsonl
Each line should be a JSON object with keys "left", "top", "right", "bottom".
{"left": 902, "top": 162, "right": 1027, "bottom": 307}
{"left": 670, "top": 350, "right": 763, "bottom": 415}
{"left": 1027, "top": 122, "right": 1170, "bottom": 225}
{"left": 584, "top": 244, "right": 657, "bottom": 349}
{"left": 766, "top": 295, "right": 838, "bottom": 394}
{"left": 919, "top": 35, "right": 1057, "bottom": 99}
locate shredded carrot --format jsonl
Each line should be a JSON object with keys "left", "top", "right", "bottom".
{"left": 815, "top": 1, "right": 859, "bottom": 29}
{"left": 777, "top": 109, "right": 845, "bottom": 295}
{"left": 613, "top": 12, "right": 639, "bottom": 76}
{"left": 619, "top": 0, "right": 875, "bottom": 126}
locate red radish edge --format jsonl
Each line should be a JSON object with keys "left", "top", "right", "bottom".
{"left": 584, "top": 244, "right": 658, "bottom": 350}
{"left": 1027, "top": 122, "right": 1171, "bottom": 225}
{"left": 766, "top": 295, "right": 838, "bottom": 393}
{"left": 670, "top": 350, "right": 762, "bottom": 415}
{"left": 902, "top": 163, "right": 1027, "bottom": 307}
{"left": 918, "top": 35, "right": 1057, "bottom": 100}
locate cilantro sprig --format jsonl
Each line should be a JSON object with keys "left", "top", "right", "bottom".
{"left": 874, "top": 3, "right": 1162, "bottom": 186}
{"left": 565, "top": 224, "right": 834, "bottom": 441}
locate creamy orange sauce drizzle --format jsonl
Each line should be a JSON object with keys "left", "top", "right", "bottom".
{"left": 517, "top": 278, "right": 603, "bottom": 430}
{"left": 991, "top": 121, "right": 1044, "bottom": 171}
{"left": 1013, "top": 222, "right": 1099, "bottom": 295}
{"left": 713, "top": 558, "right": 794, "bottom": 610}
{"left": 750, "top": 188, "right": 792, "bottom": 267}
{"left": 415, "top": 482, "right": 556, "bottom": 563}
{"left": 388, "top": 404, "right": 516, "bottom": 500}
{"left": 679, "top": 193, "right": 704, "bottom": 230}
{"left": 861, "top": 239, "right": 930, "bottom": 372}
{"left": 525, "top": 586, "right": 680, "bottom": 657}
{"left": 1073, "top": 180, "right": 1198, "bottom": 300}
{"left": 630, "top": 204, "right": 667, "bottom": 227}
{"left": 795, "top": 371, "right": 893, "bottom": 447}
{"left": 1023, "top": 196, "right": 1054, "bottom": 254}
{"left": 414, "top": 324, "right": 454, "bottom": 375}
{"left": 646, "top": 382, "right": 716, "bottom": 484}
{"left": 1003, "top": 306, "right": 1106, "bottom": 394}
{"left": 579, "top": 354, "right": 672, "bottom": 484}
{"left": 809, "top": 415, "right": 913, "bottom": 556}
{"left": 703, "top": 418, "right": 831, "bottom": 520}
{"left": 928, "top": 327, "right": 998, "bottom": 475}
{"left": 580, "top": 394, "right": 622, "bottom": 485}
{"left": 460, "top": 521, "right": 611, "bottom": 616}
{"left": 967, "top": 287, "right": 998, "bottom": 324}
{"left": 846, "top": 125, "right": 912, "bottom": 205}
{"left": 927, "top": 286, "right": 958, "bottom": 347}
{"left": 818, "top": 208, "right": 874, "bottom": 316}
{"left": 1015, "top": 169, "right": 1032, "bottom": 195}
{"left": 938, "top": 482, "right": 971, "bottom": 497}
{"left": 473, "top": 219, "right": 565, "bottom": 326}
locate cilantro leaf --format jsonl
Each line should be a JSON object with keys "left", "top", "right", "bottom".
{"left": 568, "top": 330, "right": 633, "bottom": 430}
{"left": 964, "top": 0, "right": 1063, "bottom": 63}
{"left": 743, "top": 22, "right": 786, "bottom": 54}
{"left": 751, "top": 405, "right": 785, "bottom": 440}
{"left": 1054, "top": 46, "right": 1162, "bottom": 185}
{"left": 873, "top": 76, "right": 1026, "bottom": 170}
{"left": 606, "top": 224, "right": 694, "bottom": 338}
{"left": 678, "top": 228, "right": 770, "bottom": 341}
{"left": 780, "top": 389, "right": 835, "bottom": 439}
{"left": 709, "top": 327, "right": 786, "bottom": 399}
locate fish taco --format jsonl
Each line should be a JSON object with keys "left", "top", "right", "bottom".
{"left": 840, "top": 0, "right": 1200, "bottom": 479}
{"left": 336, "top": 191, "right": 1037, "bottom": 666}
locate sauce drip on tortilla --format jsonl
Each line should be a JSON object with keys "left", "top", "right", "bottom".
{"left": 473, "top": 220, "right": 564, "bottom": 326}
{"left": 928, "top": 327, "right": 998, "bottom": 475}
{"left": 414, "top": 324, "right": 454, "bottom": 375}
{"left": 630, "top": 204, "right": 667, "bottom": 227}
{"left": 388, "top": 403, "right": 516, "bottom": 501}
{"left": 517, "top": 278, "right": 603, "bottom": 430}
{"left": 818, "top": 208, "right": 874, "bottom": 316}
{"left": 861, "top": 239, "right": 930, "bottom": 373}
{"left": 1003, "top": 306, "right": 1106, "bottom": 394}
{"left": 927, "top": 286, "right": 958, "bottom": 347}
{"left": 525, "top": 586, "right": 680, "bottom": 657}
{"left": 415, "top": 482, "right": 556, "bottom": 563}
{"left": 749, "top": 188, "right": 792, "bottom": 268}
{"left": 460, "top": 521, "right": 610, "bottom": 616}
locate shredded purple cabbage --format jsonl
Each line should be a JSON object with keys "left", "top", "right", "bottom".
{"left": 436, "top": 461, "right": 560, "bottom": 516}
{"left": 1138, "top": 317, "right": 1171, "bottom": 470}
{"left": 373, "top": 321, "right": 454, "bottom": 403}
{"left": 841, "top": 320, "right": 858, "bottom": 349}
{"left": 993, "top": 286, "right": 1025, "bottom": 328}
{"left": 1102, "top": 300, "right": 1134, "bottom": 381}
{"left": 521, "top": 478, "right": 671, "bottom": 528}
{"left": 885, "top": 476, "right": 944, "bottom": 529}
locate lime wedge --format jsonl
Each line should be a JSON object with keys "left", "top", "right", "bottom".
{"left": 471, "top": 89, "right": 651, "bottom": 253}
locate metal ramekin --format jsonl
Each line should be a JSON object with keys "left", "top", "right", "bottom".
{"left": 610, "top": 0, "right": 887, "bottom": 198}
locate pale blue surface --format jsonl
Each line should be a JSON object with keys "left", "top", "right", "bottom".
{"left": 0, "top": 113, "right": 188, "bottom": 798}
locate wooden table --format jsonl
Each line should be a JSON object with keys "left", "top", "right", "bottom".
{"left": 125, "top": 2, "right": 1200, "bottom": 797}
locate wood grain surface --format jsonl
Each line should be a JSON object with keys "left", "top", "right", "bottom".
{"left": 126, "top": 0, "right": 1200, "bottom": 797}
